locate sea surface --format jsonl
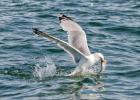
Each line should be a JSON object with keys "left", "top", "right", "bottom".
{"left": 0, "top": 0, "right": 140, "bottom": 100}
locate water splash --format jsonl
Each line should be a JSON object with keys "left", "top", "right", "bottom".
{"left": 33, "top": 56, "right": 56, "bottom": 80}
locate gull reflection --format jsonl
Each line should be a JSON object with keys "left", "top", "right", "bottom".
{"left": 78, "top": 76, "right": 104, "bottom": 100}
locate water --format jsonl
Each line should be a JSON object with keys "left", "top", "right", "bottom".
{"left": 0, "top": 0, "right": 140, "bottom": 99}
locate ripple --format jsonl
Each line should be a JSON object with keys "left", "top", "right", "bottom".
{"left": 0, "top": 0, "right": 140, "bottom": 99}
{"left": 111, "top": 69, "right": 140, "bottom": 78}
{"left": 104, "top": 26, "right": 140, "bottom": 35}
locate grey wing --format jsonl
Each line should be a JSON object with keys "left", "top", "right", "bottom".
{"left": 68, "top": 31, "right": 91, "bottom": 55}
{"left": 32, "top": 28, "right": 88, "bottom": 64}
{"left": 59, "top": 14, "right": 91, "bottom": 55}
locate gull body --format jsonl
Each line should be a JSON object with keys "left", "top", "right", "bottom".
{"left": 33, "top": 14, "right": 107, "bottom": 76}
{"left": 68, "top": 53, "right": 106, "bottom": 76}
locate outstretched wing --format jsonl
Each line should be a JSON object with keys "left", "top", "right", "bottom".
{"left": 32, "top": 28, "right": 88, "bottom": 64}
{"left": 59, "top": 14, "right": 91, "bottom": 55}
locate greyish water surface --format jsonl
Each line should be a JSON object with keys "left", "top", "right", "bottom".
{"left": 0, "top": 0, "right": 140, "bottom": 100}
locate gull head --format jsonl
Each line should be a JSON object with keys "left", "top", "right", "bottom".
{"left": 93, "top": 53, "right": 107, "bottom": 72}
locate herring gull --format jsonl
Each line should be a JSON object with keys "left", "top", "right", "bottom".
{"left": 32, "top": 14, "right": 107, "bottom": 76}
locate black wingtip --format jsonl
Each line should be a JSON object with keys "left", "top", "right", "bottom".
{"left": 32, "top": 28, "right": 38, "bottom": 30}
{"left": 59, "top": 13, "right": 64, "bottom": 21}
{"left": 59, "top": 13, "right": 73, "bottom": 21}
{"left": 32, "top": 28, "right": 38, "bottom": 33}
{"left": 32, "top": 28, "right": 41, "bottom": 35}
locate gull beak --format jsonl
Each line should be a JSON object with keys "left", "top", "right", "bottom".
{"left": 100, "top": 59, "right": 107, "bottom": 73}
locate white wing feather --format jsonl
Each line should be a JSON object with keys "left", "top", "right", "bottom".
{"left": 32, "top": 28, "right": 88, "bottom": 64}
{"left": 59, "top": 14, "right": 91, "bottom": 55}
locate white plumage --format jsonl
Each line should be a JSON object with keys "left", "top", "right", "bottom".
{"left": 33, "top": 14, "right": 107, "bottom": 76}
